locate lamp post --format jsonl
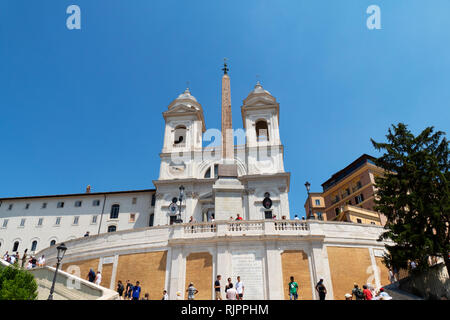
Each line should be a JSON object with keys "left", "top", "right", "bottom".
{"left": 176, "top": 185, "right": 185, "bottom": 223}
{"left": 304, "top": 181, "right": 314, "bottom": 220}
{"left": 48, "top": 243, "right": 67, "bottom": 300}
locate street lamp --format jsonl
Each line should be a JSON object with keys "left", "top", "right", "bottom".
{"left": 47, "top": 243, "right": 67, "bottom": 300}
{"left": 176, "top": 185, "right": 185, "bottom": 223}
{"left": 304, "top": 181, "right": 314, "bottom": 220}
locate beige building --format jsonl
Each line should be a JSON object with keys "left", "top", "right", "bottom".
{"left": 305, "top": 154, "right": 386, "bottom": 226}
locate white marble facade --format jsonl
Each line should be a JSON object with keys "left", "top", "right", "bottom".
{"left": 153, "top": 82, "right": 290, "bottom": 225}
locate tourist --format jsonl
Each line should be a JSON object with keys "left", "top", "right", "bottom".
{"left": 132, "top": 281, "right": 141, "bottom": 300}
{"left": 225, "top": 277, "right": 232, "bottom": 293}
{"left": 30, "top": 256, "right": 37, "bottom": 268}
{"left": 388, "top": 269, "right": 396, "bottom": 284}
{"left": 2, "top": 251, "right": 8, "bottom": 261}
{"left": 125, "top": 280, "right": 133, "bottom": 300}
{"left": 186, "top": 282, "right": 199, "bottom": 300}
{"left": 273, "top": 215, "right": 277, "bottom": 220}
{"left": 141, "top": 293, "right": 150, "bottom": 300}
{"left": 352, "top": 283, "right": 365, "bottom": 300}
{"left": 235, "top": 214, "right": 243, "bottom": 221}
{"left": 301, "top": 217, "right": 306, "bottom": 221}
{"left": 95, "top": 271, "right": 102, "bottom": 286}
{"left": 288, "top": 276, "right": 299, "bottom": 300}
{"left": 376, "top": 288, "right": 392, "bottom": 300}
{"left": 9, "top": 254, "right": 16, "bottom": 265}
{"left": 226, "top": 283, "right": 238, "bottom": 300}
{"left": 15, "top": 252, "right": 20, "bottom": 264}
{"left": 410, "top": 261, "right": 417, "bottom": 270}
{"left": 189, "top": 216, "right": 195, "bottom": 223}
{"left": 84, "top": 231, "right": 90, "bottom": 237}
{"left": 38, "top": 254, "right": 45, "bottom": 267}
{"left": 315, "top": 279, "right": 327, "bottom": 300}
{"left": 87, "top": 268, "right": 96, "bottom": 282}
{"left": 235, "top": 276, "right": 244, "bottom": 300}
{"left": 21, "top": 249, "right": 28, "bottom": 268}
{"left": 176, "top": 291, "right": 182, "bottom": 300}
{"left": 214, "top": 275, "right": 222, "bottom": 300}
{"left": 210, "top": 214, "right": 215, "bottom": 222}
{"left": 162, "top": 290, "right": 169, "bottom": 300}
{"left": 117, "top": 280, "right": 124, "bottom": 299}
{"left": 229, "top": 216, "right": 234, "bottom": 221}
{"left": 294, "top": 215, "right": 300, "bottom": 220}
{"left": 362, "top": 284, "right": 372, "bottom": 300}
{"left": 345, "top": 293, "right": 352, "bottom": 300}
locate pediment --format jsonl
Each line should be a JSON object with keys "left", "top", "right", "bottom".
{"left": 165, "top": 104, "right": 196, "bottom": 114}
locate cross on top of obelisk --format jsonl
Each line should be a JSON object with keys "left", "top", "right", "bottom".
{"left": 222, "top": 58, "right": 229, "bottom": 75}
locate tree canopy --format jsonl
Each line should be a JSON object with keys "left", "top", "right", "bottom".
{"left": 371, "top": 123, "right": 449, "bottom": 275}
{"left": 0, "top": 264, "right": 38, "bottom": 300}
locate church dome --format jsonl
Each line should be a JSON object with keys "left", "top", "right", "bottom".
{"left": 176, "top": 88, "right": 198, "bottom": 102}
{"left": 251, "top": 81, "right": 271, "bottom": 95}
{"left": 243, "top": 81, "right": 276, "bottom": 106}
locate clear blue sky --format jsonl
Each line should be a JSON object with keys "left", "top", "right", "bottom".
{"left": 1, "top": 0, "right": 449, "bottom": 218}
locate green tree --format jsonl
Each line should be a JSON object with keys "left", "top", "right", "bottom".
{"left": 0, "top": 265, "right": 38, "bottom": 300}
{"left": 371, "top": 123, "right": 450, "bottom": 275}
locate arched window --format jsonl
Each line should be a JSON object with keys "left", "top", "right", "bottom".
{"left": 31, "top": 240, "right": 38, "bottom": 252}
{"left": 174, "top": 125, "right": 186, "bottom": 146}
{"left": 255, "top": 120, "right": 269, "bottom": 141}
{"left": 204, "top": 167, "right": 211, "bottom": 178}
{"left": 110, "top": 204, "right": 120, "bottom": 219}
{"left": 50, "top": 240, "right": 56, "bottom": 246}
{"left": 12, "top": 241, "right": 19, "bottom": 252}
{"left": 107, "top": 225, "right": 117, "bottom": 233}
{"left": 149, "top": 214, "right": 154, "bottom": 227}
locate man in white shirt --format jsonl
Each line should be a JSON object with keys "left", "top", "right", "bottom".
{"left": 9, "top": 255, "right": 16, "bottom": 264}
{"left": 95, "top": 271, "right": 102, "bottom": 286}
{"left": 38, "top": 255, "right": 45, "bottom": 267}
{"left": 226, "top": 283, "right": 238, "bottom": 300}
{"left": 294, "top": 215, "right": 300, "bottom": 220}
{"left": 235, "top": 276, "right": 244, "bottom": 300}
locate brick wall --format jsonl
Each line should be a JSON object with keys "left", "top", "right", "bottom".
{"left": 185, "top": 252, "right": 213, "bottom": 300}
{"left": 62, "top": 257, "right": 99, "bottom": 282}
{"left": 376, "top": 257, "right": 391, "bottom": 286}
{"left": 101, "top": 263, "right": 114, "bottom": 289}
{"left": 327, "top": 246, "right": 372, "bottom": 300}
{"left": 281, "top": 250, "right": 313, "bottom": 300}
{"left": 115, "top": 251, "right": 167, "bottom": 300}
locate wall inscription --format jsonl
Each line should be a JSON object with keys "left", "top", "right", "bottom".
{"left": 231, "top": 250, "right": 264, "bottom": 300}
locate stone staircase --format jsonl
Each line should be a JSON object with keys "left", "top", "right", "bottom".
{"left": 383, "top": 283, "right": 423, "bottom": 300}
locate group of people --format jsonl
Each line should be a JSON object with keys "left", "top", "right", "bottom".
{"left": 116, "top": 280, "right": 169, "bottom": 300}
{"left": 288, "top": 276, "right": 327, "bottom": 300}
{"left": 213, "top": 275, "right": 245, "bottom": 300}
{"left": 87, "top": 268, "right": 103, "bottom": 286}
{"left": 345, "top": 283, "right": 393, "bottom": 300}
{"left": 2, "top": 250, "right": 45, "bottom": 269}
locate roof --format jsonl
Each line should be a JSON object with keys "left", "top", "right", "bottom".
{"left": 0, "top": 189, "right": 156, "bottom": 202}
{"left": 321, "top": 154, "right": 378, "bottom": 192}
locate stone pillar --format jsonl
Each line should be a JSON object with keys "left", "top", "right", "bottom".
{"left": 168, "top": 247, "right": 184, "bottom": 300}
{"left": 265, "top": 243, "right": 284, "bottom": 299}
{"left": 309, "top": 240, "right": 334, "bottom": 300}
{"left": 215, "top": 243, "right": 231, "bottom": 299}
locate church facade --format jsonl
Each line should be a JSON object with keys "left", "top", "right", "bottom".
{"left": 154, "top": 65, "right": 290, "bottom": 225}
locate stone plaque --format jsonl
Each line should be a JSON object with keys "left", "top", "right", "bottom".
{"left": 103, "top": 256, "right": 114, "bottom": 264}
{"left": 231, "top": 250, "right": 264, "bottom": 300}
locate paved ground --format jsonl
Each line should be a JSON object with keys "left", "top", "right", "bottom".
{"left": 383, "top": 283, "right": 423, "bottom": 300}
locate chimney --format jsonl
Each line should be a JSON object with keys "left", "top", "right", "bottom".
{"left": 86, "top": 185, "right": 91, "bottom": 193}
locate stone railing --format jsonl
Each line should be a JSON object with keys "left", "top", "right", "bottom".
{"left": 0, "top": 259, "right": 118, "bottom": 300}
{"left": 38, "top": 219, "right": 386, "bottom": 266}
{"left": 274, "top": 220, "right": 309, "bottom": 231}
{"left": 184, "top": 222, "right": 217, "bottom": 234}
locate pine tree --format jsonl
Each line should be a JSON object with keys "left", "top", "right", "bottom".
{"left": 371, "top": 123, "right": 450, "bottom": 276}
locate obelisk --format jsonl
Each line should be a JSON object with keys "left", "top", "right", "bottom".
{"left": 213, "top": 60, "right": 244, "bottom": 220}
{"left": 221, "top": 60, "right": 234, "bottom": 161}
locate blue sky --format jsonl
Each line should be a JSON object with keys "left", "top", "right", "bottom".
{"left": 1, "top": 0, "right": 449, "bottom": 218}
